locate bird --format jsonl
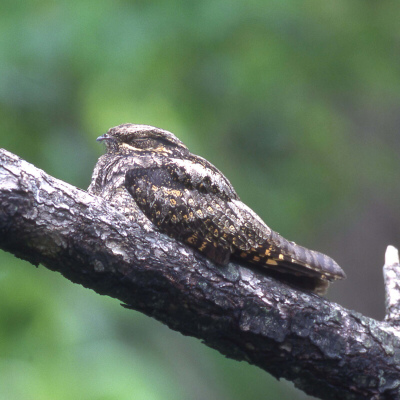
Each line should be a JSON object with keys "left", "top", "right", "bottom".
{"left": 88, "top": 124, "right": 346, "bottom": 294}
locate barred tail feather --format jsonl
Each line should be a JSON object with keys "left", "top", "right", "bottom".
{"left": 269, "top": 231, "right": 346, "bottom": 281}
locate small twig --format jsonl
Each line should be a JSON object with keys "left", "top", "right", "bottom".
{"left": 384, "top": 245, "right": 400, "bottom": 327}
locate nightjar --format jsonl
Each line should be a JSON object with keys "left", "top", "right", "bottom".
{"left": 88, "top": 124, "right": 346, "bottom": 294}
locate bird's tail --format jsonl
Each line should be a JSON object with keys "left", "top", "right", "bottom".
{"left": 268, "top": 230, "right": 346, "bottom": 281}
{"left": 234, "top": 230, "right": 345, "bottom": 294}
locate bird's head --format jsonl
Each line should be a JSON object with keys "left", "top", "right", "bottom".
{"left": 96, "top": 124, "right": 188, "bottom": 154}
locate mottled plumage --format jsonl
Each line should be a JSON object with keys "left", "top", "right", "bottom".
{"left": 88, "top": 124, "right": 346, "bottom": 294}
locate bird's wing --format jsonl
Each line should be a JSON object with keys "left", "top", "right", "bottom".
{"left": 163, "top": 155, "right": 241, "bottom": 201}
{"left": 125, "top": 165, "right": 247, "bottom": 265}
{"left": 125, "top": 164, "right": 345, "bottom": 291}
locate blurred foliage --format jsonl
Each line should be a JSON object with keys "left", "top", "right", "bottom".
{"left": 1, "top": 1, "right": 400, "bottom": 399}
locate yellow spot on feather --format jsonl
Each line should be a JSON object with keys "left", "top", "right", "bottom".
{"left": 187, "top": 235, "right": 197, "bottom": 245}
{"left": 199, "top": 242, "right": 207, "bottom": 251}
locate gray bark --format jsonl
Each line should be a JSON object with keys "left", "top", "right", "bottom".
{"left": 1, "top": 148, "right": 400, "bottom": 400}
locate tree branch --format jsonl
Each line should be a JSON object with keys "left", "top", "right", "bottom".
{"left": 1, "top": 148, "right": 400, "bottom": 400}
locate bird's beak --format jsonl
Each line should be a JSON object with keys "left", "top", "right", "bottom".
{"left": 96, "top": 134, "right": 108, "bottom": 142}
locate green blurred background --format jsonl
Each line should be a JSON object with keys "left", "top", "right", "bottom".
{"left": 1, "top": 1, "right": 399, "bottom": 399}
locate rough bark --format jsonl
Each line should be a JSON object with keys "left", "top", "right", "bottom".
{"left": 1, "top": 148, "right": 400, "bottom": 400}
